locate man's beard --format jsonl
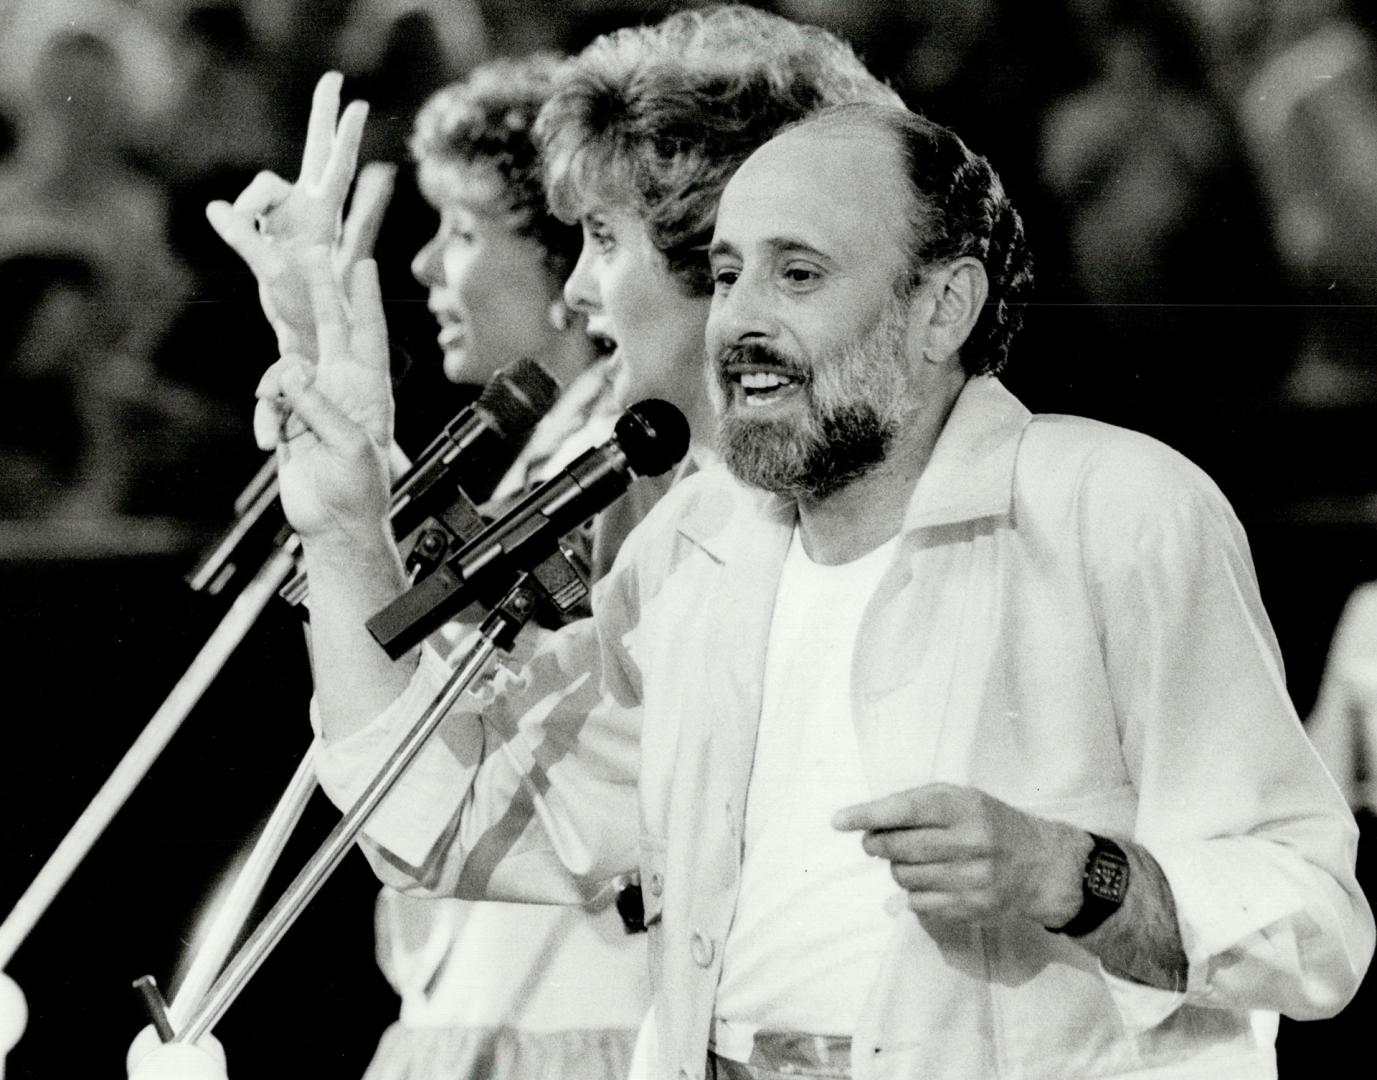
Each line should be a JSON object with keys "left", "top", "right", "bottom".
{"left": 712, "top": 294, "right": 916, "bottom": 500}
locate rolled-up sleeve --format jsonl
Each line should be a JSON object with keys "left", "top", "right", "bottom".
{"left": 309, "top": 568, "right": 645, "bottom": 905}
{"left": 312, "top": 642, "right": 472, "bottom": 869}
{"left": 1085, "top": 442, "right": 1375, "bottom": 1023}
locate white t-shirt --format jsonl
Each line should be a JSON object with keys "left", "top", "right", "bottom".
{"left": 714, "top": 526, "right": 903, "bottom": 1054}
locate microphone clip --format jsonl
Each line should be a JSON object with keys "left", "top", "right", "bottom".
{"left": 399, "top": 487, "right": 589, "bottom": 637}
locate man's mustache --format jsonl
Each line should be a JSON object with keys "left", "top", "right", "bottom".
{"left": 714, "top": 341, "right": 808, "bottom": 378}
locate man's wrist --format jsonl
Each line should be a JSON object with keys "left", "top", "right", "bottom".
{"left": 1048, "top": 833, "right": 1132, "bottom": 937}
{"left": 1038, "top": 825, "right": 1095, "bottom": 929}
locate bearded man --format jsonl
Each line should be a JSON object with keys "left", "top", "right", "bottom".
{"left": 271, "top": 102, "right": 1372, "bottom": 1080}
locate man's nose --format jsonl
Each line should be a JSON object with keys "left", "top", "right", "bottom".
{"left": 710, "top": 271, "right": 776, "bottom": 346}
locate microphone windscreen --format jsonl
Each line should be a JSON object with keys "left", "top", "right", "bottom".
{"left": 478, "top": 358, "right": 560, "bottom": 437}
{"left": 616, "top": 399, "right": 690, "bottom": 478}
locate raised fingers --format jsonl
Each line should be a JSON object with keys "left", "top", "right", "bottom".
{"left": 306, "top": 246, "right": 350, "bottom": 365}
{"left": 205, "top": 200, "right": 276, "bottom": 277}
{"left": 253, "top": 397, "right": 283, "bottom": 451}
{"left": 347, "top": 259, "right": 389, "bottom": 365}
{"left": 299, "top": 71, "right": 345, "bottom": 184}
{"left": 338, "top": 163, "right": 396, "bottom": 267}
{"left": 254, "top": 356, "right": 309, "bottom": 450}
{"left": 277, "top": 362, "right": 367, "bottom": 454}
{"left": 231, "top": 170, "right": 293, "bottom": 218}
{"left": 320, "top": 99, "right": 369, "bottom": 209}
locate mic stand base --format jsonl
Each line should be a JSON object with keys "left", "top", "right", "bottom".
{"left": 1, "top": 970, "right": 25, "bottom": 1073}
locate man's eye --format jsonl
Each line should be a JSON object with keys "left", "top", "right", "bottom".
{"left": 712, "top": 268, "right": 739, "bottom": 291}
{"left": 784, "top": 266, "right": 818, "bottom": 285}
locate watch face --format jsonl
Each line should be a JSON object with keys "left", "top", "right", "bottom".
{"left": 1087, "top": 849, "right": 1130, "bottom": 903}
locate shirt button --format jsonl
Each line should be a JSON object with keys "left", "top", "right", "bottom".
{"left": 648, "top": 871, "right": 664, "bottom": 898}
{"left": 468, "top": 681, "right": 497, "bottom": 706}
{"left": 691, "top": 929, "right": 715, "bottom": 967}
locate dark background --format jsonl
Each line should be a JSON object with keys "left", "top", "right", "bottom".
{"left": 3, "top": 0, "right": 1376, "bottom": 1076}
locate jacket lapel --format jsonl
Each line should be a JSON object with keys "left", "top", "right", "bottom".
{"left": 685, "top": 482, "right": 796, "bottom": 810}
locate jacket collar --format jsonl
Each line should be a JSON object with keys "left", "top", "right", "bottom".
{"left": 677, "top": 375, "right": 1030, "bottom": 561}
{"left": 902, "top": 375, "right": 1030, "bottom": 531}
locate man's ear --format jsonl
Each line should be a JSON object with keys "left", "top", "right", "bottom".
{"left": 912, "top": 256, "right": 988, "bottom": 365}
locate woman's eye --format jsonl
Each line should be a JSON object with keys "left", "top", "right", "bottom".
{"left": 784, "top": 266, "right": 818, "bottom": 285}
{"left": 712, "top": 268, "right": 739, "bottom": 291}
{"left": 582, "top": 217, "right": 616, "bottom": 255}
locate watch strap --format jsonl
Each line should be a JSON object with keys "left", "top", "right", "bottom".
{"left": 1051, "top": 832, "right": 1130, "bottom": 937}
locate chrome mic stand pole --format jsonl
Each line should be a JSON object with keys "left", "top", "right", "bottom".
{"left": 0, "top": 540, "right": 300, "bottom": 974}
{"left": 167, "top": 744, "right": 319, "bottom": 1030}
{"left": 177, "top": 575, "right": 543, "bottom": 1044}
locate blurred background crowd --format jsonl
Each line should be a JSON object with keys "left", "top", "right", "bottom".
{"left": 5, "top": 0, "right": 1377, "bottom": 666}
{"left": 2, "top": 0, "right": 1375, "bottom": 1076}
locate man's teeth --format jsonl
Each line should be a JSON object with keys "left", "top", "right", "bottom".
{"left": 734, "top": 369, "right": 799, "bottom": 408}
{"left": 739, "top": 371, "right": 794, "bottom": 390}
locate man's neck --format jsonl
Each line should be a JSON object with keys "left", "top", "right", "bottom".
{"left": 796, "top": 375, "right": 967, "bottom": 565}
{"left": 795, "top": 459, "right": 918, "bottom": 565}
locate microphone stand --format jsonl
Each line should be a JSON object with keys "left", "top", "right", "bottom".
{"left": 4, "top": 367, "right": 560, "bottom": 1070}
{"left": 0, "top": 539, "right": 301, "bottom": 977}
{"left": 0, "top": 438, "right": 423, "bottom": 1022}
{"left": 175, "top": 574, "right": 545, "bottom": 1045}
{"left": 127, "top": 375, "right": 560, "bottom": 1038}
{"left": 0, "top": 970, "right": 24, "bottom": 1080}
{"left": 166, "top": 746, "right": 319, "bottom": 1031}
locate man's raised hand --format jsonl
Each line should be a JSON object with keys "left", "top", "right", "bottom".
{"left": 206, "top": 71, "right": 395, "bottom": 358}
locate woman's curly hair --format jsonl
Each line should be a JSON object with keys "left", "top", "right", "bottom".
{"left": 411, "top": 53, "right": 582, "bottom": 283}
{"left": 535, "top": 4, "right": 903, "bottom": 297}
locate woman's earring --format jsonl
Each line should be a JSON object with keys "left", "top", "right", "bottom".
{"left": 548, "top": 299, "right": 572, "bottom": 332}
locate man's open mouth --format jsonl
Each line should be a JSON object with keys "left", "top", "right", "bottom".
{"left": 726, "top": 366, "right": 805, "bottom": 407}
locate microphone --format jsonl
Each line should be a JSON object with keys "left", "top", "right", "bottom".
{"left": 388, "top": 358, "right": 560, "bottom": 540}
{"left": 367, "top": 399, "right": 689, "bottom": 659}
{"left": 189, "top": 359, "right": 557, "bottom": 598}
{"left": 272, "top": 359, "right": 560, "bottom": 608}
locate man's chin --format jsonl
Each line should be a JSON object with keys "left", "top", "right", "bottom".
{"left": 719, "top": 416, "right": 808, "bottom": 493}
{"left": 719, "top": 406, "right": 893, "bottom": 501}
